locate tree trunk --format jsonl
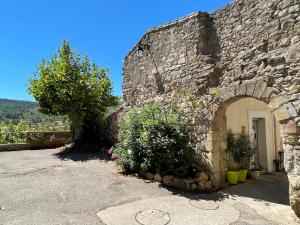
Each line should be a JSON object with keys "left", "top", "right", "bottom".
{"left": 70, "top": 114, "right": 82, "bottom": 144}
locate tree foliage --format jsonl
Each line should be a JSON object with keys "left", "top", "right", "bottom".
{"left": 28, "top": 41, "right": 118, "bottom": 149}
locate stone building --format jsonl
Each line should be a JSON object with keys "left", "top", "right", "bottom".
{"left": 122, "top": 0, "right": 300, "bottom": 217}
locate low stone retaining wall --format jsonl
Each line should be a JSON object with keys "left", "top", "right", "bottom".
{"left": 26, "top": 131, "right": 71, "bottom": 147}
{"left": 140, "top": 171, "right": 215, "bottom": 192}
{"left": 0, "top": 131, "right": 71, "bottom": 152}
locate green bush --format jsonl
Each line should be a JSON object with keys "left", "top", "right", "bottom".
{"left": 114, "top": 103, "right": 194, "bottom": 178}
{"left": 0, "top": 120, "right": 29, "bottom": 144}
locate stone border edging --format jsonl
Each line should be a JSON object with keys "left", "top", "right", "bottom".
{"left": 138, "top": 171, "right": 218, "bottom": 193}
{"left": 0, "top": 144, "right": 33, "bottom": 152}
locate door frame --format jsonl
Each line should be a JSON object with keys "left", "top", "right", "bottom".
{"left": 247, "top": 111, "right": 275, "bottom": 172}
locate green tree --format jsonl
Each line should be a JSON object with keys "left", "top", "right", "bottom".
{"left": 28, "top": 41, "right": 118, "bottom": 149}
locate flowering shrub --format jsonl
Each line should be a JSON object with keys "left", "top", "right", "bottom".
{"left": 114, "top": 103, "right": 194, "bottom": 178}
{"left": 107, "top": 147, "right": 113, "bottom": 155}
{"left": 107, "top": 147, "right": 117, "bottom": 160}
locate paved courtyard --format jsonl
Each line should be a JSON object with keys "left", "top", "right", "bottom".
{"left": 0, "top": 149, "right": 298, "bottom": 225}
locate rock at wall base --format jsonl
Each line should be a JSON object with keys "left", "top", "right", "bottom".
{"left": 153, "top": 174, "right": 162, "bottom": 182}
{"left": 162, "top": 175, "right": 173, "bottom": 186}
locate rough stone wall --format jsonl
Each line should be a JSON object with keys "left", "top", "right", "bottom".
{"left": 123, "top": 12, "right": 221, "bottom": 106}
{"left": 122, "top": 0, "right": 300, "bottom": 217}
{"left": 213, "top": 0, "right": 300, "bottom": 93}
{"left": 212, "top": 0, "right": 300, "bottom": 216}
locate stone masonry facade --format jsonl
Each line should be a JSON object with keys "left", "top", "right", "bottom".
{"left": 122, "top": 0, "right": 300, "bottom": 217}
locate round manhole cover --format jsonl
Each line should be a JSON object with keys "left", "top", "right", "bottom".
{"left": 189, "top": 199, "right": 220, "bottom": 210}
{"left": 135, "top": 209, "right": 171, "bottom": 225}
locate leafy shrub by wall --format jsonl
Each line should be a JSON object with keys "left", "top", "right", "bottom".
{"left": 114, "top": 103, "right": 194, "bottom": 178}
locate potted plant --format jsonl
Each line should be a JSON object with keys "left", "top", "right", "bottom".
{"left": 226, "top": 168, "right": 240, "bottom": 185}
{"left": 226, "top": 130, "right": 240, "bottom": 185}
{"left": 236, "top": 131, "right": 255, "bottom": 183}
{"left": 249, "top": 157, "right": 262, "bottom": 180}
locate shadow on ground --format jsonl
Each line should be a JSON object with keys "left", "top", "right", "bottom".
{"left": 54, "top": 150, "right": 110, "bottom": 162}
{"left": 157, "top": 183, "right": 231, "bottom": 202}
{"left": 223, "top": 172, "right": 289, "bottom": 205}
{"left": 156, "top": 172, "right": 289, "bottom": 206}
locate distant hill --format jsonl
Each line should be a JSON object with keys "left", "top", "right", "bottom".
{"left": 0, "top": 99, "right": 37, "bottom": 120}
{"left": 0, "top": 98, "right": 68, "bottom": 131}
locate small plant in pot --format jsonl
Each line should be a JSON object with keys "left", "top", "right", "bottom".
{"left": 236, "top": 131, "right": 255, "bottom": 183}
{"left": 249, "top": 157, "right": 262, "bottom": 180}
{"left": 226, "top": 130, "right": 240, "bottom": 185}
{"left": 226, "top": 130, "right": 254, "bottom": 184}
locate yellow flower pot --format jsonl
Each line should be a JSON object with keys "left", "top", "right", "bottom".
{"left": 226, "top": 171, "right": 240, "bottom": 185}
{"left": 238, "top": 169, "right": 248, "bottom": 183}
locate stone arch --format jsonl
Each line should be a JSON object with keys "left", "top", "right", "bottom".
{"left": 205, "top": 80, "right": 300, "bottom": 217}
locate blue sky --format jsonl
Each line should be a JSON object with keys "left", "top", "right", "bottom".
{"left": 0, "top": 0, "right": 230, "bottom": 101}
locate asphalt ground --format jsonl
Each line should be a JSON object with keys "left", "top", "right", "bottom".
{"left": 0, "top": 149, "right": 297, "bottom": 225}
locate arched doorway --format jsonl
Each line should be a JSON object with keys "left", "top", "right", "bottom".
{"left": 225, "top": 97, "right": 282, "bottom": 173}
{"left": 205, "top": 87, "right": 300, "bottom": 217}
